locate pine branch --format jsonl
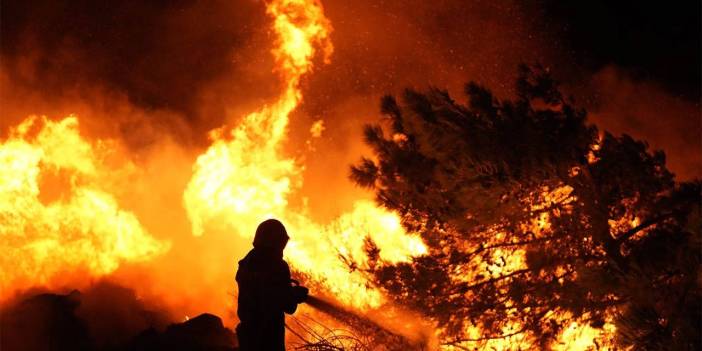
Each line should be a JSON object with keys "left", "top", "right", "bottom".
{"left": 453, "top": 268, "right": 532, "bottom": 294}
{"left": 614, "top": 212, "right": 675, "bottom": 244}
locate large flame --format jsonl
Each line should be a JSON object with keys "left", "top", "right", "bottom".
{"left": 0, "top": 115, "right": 169, "bottom": 293}
{"left": 183, "top": 0, "right": 425, "bottom": 308}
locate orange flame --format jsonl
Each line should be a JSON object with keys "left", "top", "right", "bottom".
{"left": 183, "top": 0, "right": 425, "bottom": 308}
{"left": 0, "top": 115, "right": 169, "bottom": 294}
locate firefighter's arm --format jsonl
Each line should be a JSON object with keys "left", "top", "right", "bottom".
{"left": 279, "top": 264, "right": 308, "bottom": 314}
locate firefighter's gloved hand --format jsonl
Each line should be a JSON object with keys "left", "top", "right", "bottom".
{"left": 292, "top": 285, "right": 308, "bottom": 303}
{"left": 290, "top": 280, "right": 309, "bottom": 304}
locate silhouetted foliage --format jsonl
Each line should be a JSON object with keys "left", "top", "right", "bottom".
{"left": 350, "top": 65, "right": 701, "bottom": 349}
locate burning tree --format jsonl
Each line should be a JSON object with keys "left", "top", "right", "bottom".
{"left": 350, "top": 66, "right": 701, "bottom": 349}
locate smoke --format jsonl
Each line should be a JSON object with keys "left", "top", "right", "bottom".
{"left": 576, "top": 66, "right": 701, "bottom": 179}
{"left": 0, "top": 0, "right": 275, "bottom": 145}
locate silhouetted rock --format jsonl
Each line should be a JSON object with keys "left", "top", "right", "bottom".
{"left": 125, "top": 313, "right": 237, "bottom": 351}
{"left": 1, "top": 287, "right": 238, "bottom": 351}
{"left": 1, "top": 290, "right": 92, "bottom": 351}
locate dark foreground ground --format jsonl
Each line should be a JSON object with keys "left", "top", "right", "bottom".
{"left": 1, "top": 290, "right": 238, "bottom": 351}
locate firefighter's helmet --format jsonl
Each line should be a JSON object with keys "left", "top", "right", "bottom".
{"left": 253, "top": 219, "right": 289, "bottom": 251}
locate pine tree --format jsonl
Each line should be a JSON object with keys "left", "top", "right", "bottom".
{"left": 350, "top": 65, "right": 701, "bottom": 349}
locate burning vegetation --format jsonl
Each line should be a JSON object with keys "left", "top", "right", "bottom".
{"left": 349, "top": 66, "right": 701, "bottom": 349}
{"left": 1, "top": 0, "right": 700, "bottom": 350}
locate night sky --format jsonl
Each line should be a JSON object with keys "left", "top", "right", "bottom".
{"left": 1, "top": 0, "right": 700, "bottom": 178}
{"left": 540, "top": 0, "right": 700, "bottom": 100}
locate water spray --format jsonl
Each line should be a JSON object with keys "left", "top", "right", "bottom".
{"left": 297, "top": 294, "right": 427, "bottom": 350}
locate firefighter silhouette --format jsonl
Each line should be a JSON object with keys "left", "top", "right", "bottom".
{"left": 235, "top": 219, "right": 308, "bottom": 350}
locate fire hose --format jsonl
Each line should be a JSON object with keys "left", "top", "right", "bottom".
{"left": 285, "top": 288, "right": 421, "bottom": 349}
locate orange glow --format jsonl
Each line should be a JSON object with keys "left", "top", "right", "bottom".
{"left": 553, "top": 316, "right": 617, "bottom": 351}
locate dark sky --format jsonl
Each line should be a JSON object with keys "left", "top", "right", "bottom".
{"left": 1, "top": 0, "right": 700, "bottom": 178}
{"left": 538, "top": 0, "right": 700, "bottom": 100}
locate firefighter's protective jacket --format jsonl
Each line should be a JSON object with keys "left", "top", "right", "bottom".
{"left": 235, "top": 247, "right": 299, "bottom": 351}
